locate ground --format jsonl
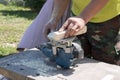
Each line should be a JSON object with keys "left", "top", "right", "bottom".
{"left": 0, "top": 3, "right": 38, "bottom": 57}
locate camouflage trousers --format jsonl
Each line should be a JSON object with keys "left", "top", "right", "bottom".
{"left": 77, "top": 15, "right": 120, "bottom": 65}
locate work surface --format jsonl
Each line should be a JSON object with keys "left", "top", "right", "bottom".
{"left": 0, "top": 49, "right": 120, "bottom": 80}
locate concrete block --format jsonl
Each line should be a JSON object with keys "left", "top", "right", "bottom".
{"left": 0, "top": 49, "right": 120, "bottom": 80}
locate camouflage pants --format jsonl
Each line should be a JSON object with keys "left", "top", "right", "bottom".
{"left": 77, "top": 15, "right": 120, "bottom": 65}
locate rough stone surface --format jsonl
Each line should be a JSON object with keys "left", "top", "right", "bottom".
{"left": 0, "top": 48, "right": 120, "bottom": 80}
{"left": 0, "top": 74, "right": 9, "bottom": 80}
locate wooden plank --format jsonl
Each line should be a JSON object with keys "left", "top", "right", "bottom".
{"left": 0, "top": 67, "right": 33, "bottom": 80}
{"left": 0, "top": 49, "right": 120, "bottom": 80}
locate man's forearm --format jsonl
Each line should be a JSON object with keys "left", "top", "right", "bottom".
{"left": 51, "top": 0, "right": 70, "bottom": 23}
{"left": 79, "top": 0, "right": 109, "bottom": 24}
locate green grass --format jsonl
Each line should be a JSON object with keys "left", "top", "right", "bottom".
{"left": 0, "top": 4, "right": 38, "bottom": 56}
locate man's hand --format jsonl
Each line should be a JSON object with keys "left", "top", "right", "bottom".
{"left": 59, "top": 16, "right": 86, "bottom": 38}
{"left": 44, "top": 0, "right": 70, "bottom": 40}
{"left": 44, "top": 19, "right": 57, "bottom": 40}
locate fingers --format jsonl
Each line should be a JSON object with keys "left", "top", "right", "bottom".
{"left": 59, "top": 19, "right": 76, "bottom": 38}
{"left": 59, "top": 17, "right": 86, "bottom": 38}
{"left": 68, "top": 24, "right": 79, "bottom": 36}
{"left": 59, "top": 20, "right": 71, "bottom": 32}
{"left": 65, "top": 23, "right": 74, "bottom": 37}
{"left": 65, "top": 24, "right": 80, "bottom": 38}
{"left": 59, "top": 18, "right": 84, "bottom": 38}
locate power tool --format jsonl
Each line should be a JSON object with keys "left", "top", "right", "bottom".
{"left": 38, "top": 26, "right": 87, "bottom": 69}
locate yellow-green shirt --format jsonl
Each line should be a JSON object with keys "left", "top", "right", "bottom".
{"left": 72, "top": 0, "right": 120, "bottom": 23}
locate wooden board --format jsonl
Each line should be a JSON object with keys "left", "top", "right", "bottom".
{"left": 0, "top": 49, "right": 120, "bottom": 80}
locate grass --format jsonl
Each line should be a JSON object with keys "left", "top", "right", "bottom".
{"left": 0, "top": 4, "right": 38, "bottom": 57}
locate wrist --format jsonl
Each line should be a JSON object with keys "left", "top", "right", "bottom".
{"left": 78, "top": 16, "right": 89, "bottom": 24}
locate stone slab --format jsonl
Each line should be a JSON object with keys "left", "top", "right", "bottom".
{"left": 0, "top": 49, "right": 120, "bottom": 80}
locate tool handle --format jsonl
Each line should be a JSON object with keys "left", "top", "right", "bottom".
{"left": 48, "top": 26, "right": 87, "bottom": 41}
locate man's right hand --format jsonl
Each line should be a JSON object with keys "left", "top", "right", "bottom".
{"left": 59, "top": 16, "right": 86, "bottom": 38}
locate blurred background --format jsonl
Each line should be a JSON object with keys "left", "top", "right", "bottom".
{"left": 0, "top": 0, "right": 46, "bottom": 57}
